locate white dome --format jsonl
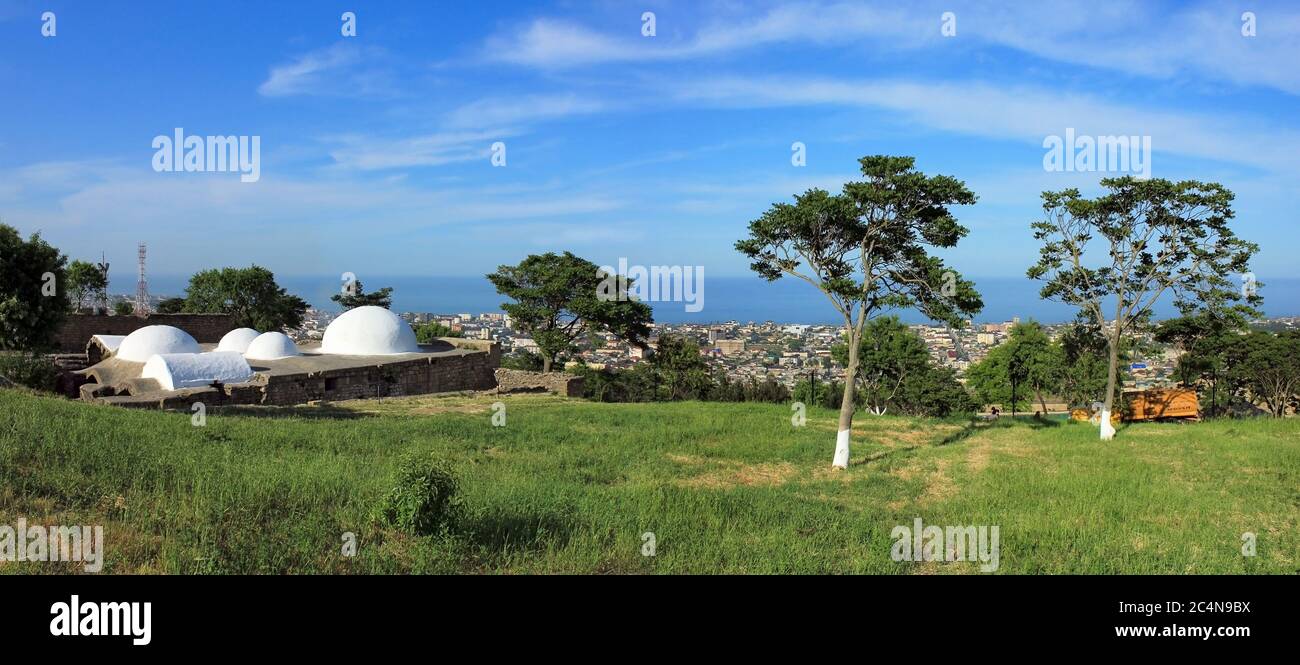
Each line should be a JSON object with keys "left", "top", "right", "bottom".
{"left": 320, "top": 306, "right": 419, "bottom": 355}
{"left": 244, "top": 332, "right": 301, "bottom": 360}
{"left": 142, "top": 352, "right": 253, "bottom": 391}
{"left": 216, "top": 328, "right": 261, "bottom": 353}
{"left": 115, "top": 325, "right": 200, "bottom": 362}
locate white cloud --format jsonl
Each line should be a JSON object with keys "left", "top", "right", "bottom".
{"left": 258, "top": 43, "right": 395, "bottom": 98}
{"left": 443, "top": 94, "right": 608, "bottom": 129}
{"left": 669, "top": 76, "right": 1300, "bottom": 173}
{"left": 324, "top": 128, "right": 516, "bottom": 170}
{"left": 480, "top": 1, "right": 1300, "bottom": 95}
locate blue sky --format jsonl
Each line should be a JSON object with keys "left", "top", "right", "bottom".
{"left": 2, "top": 0, "right": 1298, "bottom": 287}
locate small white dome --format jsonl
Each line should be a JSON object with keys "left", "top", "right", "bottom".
{"left": 320, "top": 306, "right": 419, "bottom": 355}
{"left": 142, "top": 352, "right": 253, "bottom": 391}
{"left": 244, "top": 332, "right": 301, "bottom": 360}
{"left": 216, "top": 328, "right": 261, "bottom": 353}
{"left": 116, "top": 325, "right": 200, "bottom": 362}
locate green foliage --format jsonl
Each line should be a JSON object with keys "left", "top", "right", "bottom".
{"left": 792, "top": 378, "right": 844, "bottom": 410}
{"left": 179, "top": 265, "right": 309, "bottom": 331}
{"left": 377, "top": 453, "right": 462, "bottom": 536}
{"left": 331, "top": 280, "right": 393, "bottom": 310}
{"left": 648, "top": 334, "right": 714, "bottom": 401}
{"left": 413, "top": 321, "right": 462, "bottom": 343}
{"left": 567, "top": 338, "right": 790, "bottom": 404}
{"left": 0, "top": 352, "right": 59, "bottom": 392}
{"left": 0, "top": 223, "right": 69, "bottom": 351}
{"left": 501, "top": 349, "right": 545, "bottom": 372}
{"left": 487, "top": 252, "right": 653, "bottom": 372}
{"left": 829, "top": 316, "right": 976, "bottom": 416}
{"left": 156, "top": 297, "right": 186, "bottom": 314}
{"left": 1225, "top": 330, "right": 1300, "bottom": 417}
{"left": 112, "top": 301, "right": 134, "bottom": 316}
{"left": 66, "top": 259, "right": 108, "bottom": 312}
{"left": 1028, "top": 177, "right": 1258, "bottom": 416}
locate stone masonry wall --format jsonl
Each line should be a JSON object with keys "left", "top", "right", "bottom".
{"left": 494, "top": 368, "right": 585, "bottom": 397}
{"left": 261, "top": 351, "right": 497, "bottom": 406}
{"left": 56, "top": 313, "right": 238, "bottom": 352}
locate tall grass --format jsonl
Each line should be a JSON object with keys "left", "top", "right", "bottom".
{"left": 1, "top": 389, "right": 1295, "bottom": 574}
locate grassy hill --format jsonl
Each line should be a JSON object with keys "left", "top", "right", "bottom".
{"left": 1, "top": 388, "right": 1296, "bottom": 574}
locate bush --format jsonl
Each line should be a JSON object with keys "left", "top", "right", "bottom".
{"left": 377, "top": 453, "right": 462, "bottom": 536}
{"left": 0, "top": 352, "right": 59, "bottom": 392}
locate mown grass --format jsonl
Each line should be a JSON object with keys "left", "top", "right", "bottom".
{"left": 1, "top": 388, "right": 1296, "bottom": 574}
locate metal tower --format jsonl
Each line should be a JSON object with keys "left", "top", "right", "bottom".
{"left": 134, "top": 242, "right": 150, "bottom": 316}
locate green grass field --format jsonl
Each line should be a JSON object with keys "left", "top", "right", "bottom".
{"left": 1, "top": 387, "right": 1296, "bottom": 574}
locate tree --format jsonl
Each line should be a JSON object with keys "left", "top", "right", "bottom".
{"left": 156, "top": 297, "right": 186, "bottom": 314}
{"left": 1007, "top": 320, "right": 1061, "bottom": 415}
{"left": 648, "top": 334, "right": 713, "bottom": 401}
{"left": 331, "top": 280, "right": 393, "bottom": 310}
{"left": 737, "top": 156, "right": 982, "bottom": 468}
{"left": 1153, "top": 291, "right": 1257, "bottom": 418}
{"left": 487, "top": 252, "right": 653, "bottom": 373}
{"left": 414, "top": 321, "right": 462, "bottom": 342}
{"left": 1229, "top": 331, "right": 1300, "bottom": 417}
{"left": 830, "top": 316, "right": 932, "bottom": 415}
{"left": 1027, "top": 177, "right": 1257, "bottom": 440}
{"left": 66, "top": 260, "right": 108, "bottom": 313}
{"left": 1056, "top": 321, "right": 1110, "bottom": 409}
{"left": 0, "top": 223, "right": 69, "bottom": 351}
{"left": 180, "top": 266, "right": 309, "bottom": 331}
{"left": 112, "top": 301, "right": 134, "bottom": 316}
{"left": 966, "top": 344, "right": 1031, "bottom": 413}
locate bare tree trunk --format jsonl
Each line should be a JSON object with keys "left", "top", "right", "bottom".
{"left": 542, "top": 355, "right": 553, "bottom": 373}
{"left": 1100, "top": 331, "right": 1120, "bottom": 440}
{"left": 1037, "top": 388, "right": 1048, "bottom": 415}
{"left": 833, "top": 331, "right": 861, "bottom": 469}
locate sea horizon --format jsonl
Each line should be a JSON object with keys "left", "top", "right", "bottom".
{"left": 113, "top": 273, "right": 1300, "bottom": 326}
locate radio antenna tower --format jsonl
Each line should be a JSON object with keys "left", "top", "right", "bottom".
{"left": 134, "top": 242, "right": 150, "bottom": 316}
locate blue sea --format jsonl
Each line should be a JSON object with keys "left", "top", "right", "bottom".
{"left": 122, "top": 274, "right": 1300, "bottom": 325}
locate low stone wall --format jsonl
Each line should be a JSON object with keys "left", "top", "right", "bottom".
{"left": 262, "top": 351, "right": 497, "bottom": 406}
{"left": 494, "top": 368, "right": 584, "bottom": 397}
{"left": 56, "top": 313, "right": 238, "bottom": 352}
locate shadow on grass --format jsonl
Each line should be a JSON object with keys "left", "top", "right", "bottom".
{"left": 461, "top": 506, "right": 574, "bottom": 555}
{"left": 210, "top": 404, "right": 375, "bottom": 420}
{"left": 937, "top": 415, "right": 1064, "bottom": 447}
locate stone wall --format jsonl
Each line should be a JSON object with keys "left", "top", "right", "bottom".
{"left": 56, "top": 313, "right": 238, "bottom": 352}
{"left": 494, "top": 368, "right": 585, "bottom": 397}
{"left": 261, "top": 351, "right": 497, "bottom": 406}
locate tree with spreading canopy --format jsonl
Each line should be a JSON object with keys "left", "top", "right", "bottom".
{"left": 487, "top": 252, "right": 653, "bottom": 373}
{"left": 179, "top": 265, "right": 309, "bottom": 331}
{"left": 66, "top": 259, "right": 109, "bottom": 313}
{"left": 737, "top": 156, "right": 982, "bottom": 468}
{"left": 1028, "top": 177, "right": 1257, "bottom": 439}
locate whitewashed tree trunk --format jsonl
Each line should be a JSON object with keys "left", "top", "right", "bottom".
{"left": 1099, "top": 408, "right": 1116, "bottom": 440}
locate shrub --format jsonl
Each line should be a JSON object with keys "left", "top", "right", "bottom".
{"left": 0, "top": 352, "right": 59, "bottom": 392}
{"left": 377, "top": 453, "right": 462, "bottom": 536}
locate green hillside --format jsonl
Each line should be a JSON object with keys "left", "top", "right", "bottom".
{"left": 1, "top": 388, "right": 1296, "bottom": 574}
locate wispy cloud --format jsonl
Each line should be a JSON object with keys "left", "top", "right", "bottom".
{"left": 258, "top": 43, "right": 396, "bottom": 98}
{"left": 669, "top": 76, "right": 1300, "bottom": 173}
{"left": 324, "top": 128, "right": 515, "bottom": 170}
{"left": 480, "top": 1, "right": 1300, "bottom": 95}
{"left": 443, "top": 93, "right": 608, "bottom": 129}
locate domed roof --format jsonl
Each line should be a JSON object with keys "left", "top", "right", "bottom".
{"left": 244, "top": 331, "right": 301, "bottom": 360}
{"left": 216, "top": 328, "right": 261, "bottom": 353}
{"left": 320, "top": 306, "right": 419, "bottom": 355}
{"left": 142, "top": 352, "right": 253, "bottom": 391}
{"left": 115, "top": 325, "right": 200, "bottom": 362}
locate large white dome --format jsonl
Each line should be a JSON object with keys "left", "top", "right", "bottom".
{"left": 244, "top": 331, "right": 301, "bottom": 360}
{"left": 320, "top": 306, "right": 419, "bottom": 355}
{"left": 115, "top": 325, "right": 201, "bottom": 362}
{"left": 216, "top": 328, "right": 261, "bottom": 353}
